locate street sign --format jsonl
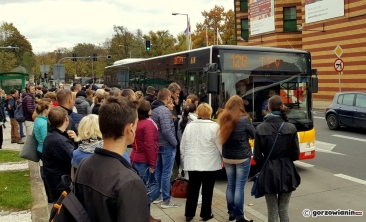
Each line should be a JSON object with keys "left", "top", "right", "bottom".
{"left": 334, "top": 58, "right": 344, "bottom": 72}
{"left": 40, "top": 64, "right": 50, "bottom": 73}
{"left": 53, "top": 64, "right": 65, "bottom": 79}
{"left": 334, "top": 45, "right": 343, "bottom": 58}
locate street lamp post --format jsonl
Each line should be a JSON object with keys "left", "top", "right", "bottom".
{"left": 172, "top": 12, "right": 190, "bottom": 50}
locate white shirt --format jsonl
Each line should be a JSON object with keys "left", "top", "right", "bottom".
{"left": 180, "top": 119, "right": 222, "bottom": 171}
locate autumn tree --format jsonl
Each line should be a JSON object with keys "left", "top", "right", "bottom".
{"left": 191, "top": 5, "right": 235, "bottom": 49}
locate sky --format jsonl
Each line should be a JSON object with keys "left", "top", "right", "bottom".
{"left": 0, "top": 0, "right": 234, "bottom": 54}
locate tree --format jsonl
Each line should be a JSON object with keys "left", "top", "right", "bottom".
{"left": 191, "top": 5, "right": 235, "bottom": 49}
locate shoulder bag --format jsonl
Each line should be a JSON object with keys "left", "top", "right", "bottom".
{"left": 251, "top": 122, "right": 285, "bottom": 198}
{"left": 19, "top": 131, "right": 39, "bottom": 162}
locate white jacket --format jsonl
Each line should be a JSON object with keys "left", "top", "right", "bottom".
{"left": 180, "top": 119, "right": 222, "bottom": 171}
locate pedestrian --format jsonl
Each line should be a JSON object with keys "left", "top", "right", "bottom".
{"left": 0, "top": 89, "right": 6, "bottom": 149}
{"left": 130, "top": 99, "right": 160, "bottom": 222}
{"left": 74, "top": 96, "right": 149, "bottom": 222}
{"left": 254, "top": 95, "right": 301, "bottom": 222}
{"left": 122, "top": 89, "right": 136, "bottom": 100}
{"left": 6, "top": 89, "right": 23, "bottom": 144}
{"left": 22, "top": 85, "right": 36, "bottom": 136}
{"left": 145, "top": 86, "right": 156, "bottom": 103}
{"left": 75, "top": 90, "right": 91, "bottom": 116}
{"left": 150, "top": 88, "right": 180, "bottom": 208}
{"left": 33, "top": 98, "right": 53, "bottom": 202}
{"left": 91, "top": 93, "right": 104, "bottom": 115}
{"left": 181, "top": 103, "right": 222, "bottom": 222}
{"left": 218, "top": 95, "right": 255, "bottom": 222}
{"left": 42, "top": 107, "right": 77, "bottom": 203}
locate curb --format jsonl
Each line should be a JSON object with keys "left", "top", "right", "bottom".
{"left": 28, "top": 161, "right": 49, "bottom": 222}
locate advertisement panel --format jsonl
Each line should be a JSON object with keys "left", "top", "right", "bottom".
{"left": 305, "top": 0, "right": 344, "bottom": 23}
{"left": 249, "top": 0, "right": 275, "bottom": 36}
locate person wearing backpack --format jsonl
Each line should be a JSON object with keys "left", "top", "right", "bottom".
{"left": 22, "top": 85, "right": 36, "bottom": 136}
{"left": 6, "top": 89, "right": 23, "bottom": 144}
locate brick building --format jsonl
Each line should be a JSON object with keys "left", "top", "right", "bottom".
{"left": 235, "top": 0, "right": 366, "bottom": 100}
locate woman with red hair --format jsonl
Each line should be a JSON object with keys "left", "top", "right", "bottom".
{"left": 218, "top": 95, "right": 255, "bottom": 222}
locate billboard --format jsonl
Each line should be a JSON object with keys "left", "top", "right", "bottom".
{"left": 249, "top": 0, "right": 275, "bottom": 36}
{"left": 305, "top": 0, "right": 344, "bottom": 23}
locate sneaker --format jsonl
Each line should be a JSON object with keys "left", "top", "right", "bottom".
{"left": 161, "top": 200, "right": 181, "bottom": 208}
{"left": 236, "top": 217, "right": 254, "bottom": 222}
{"left": 229, "top": 214, "right": 235, "bottom": 221}
{"left": 17, "top": 141, "right": 24, "bottom": 144}
{"left": 197, "top": 194, "right": 202, "bottom": 204}
{"left": 152, "top": 195, "right": 162, "bottom": 204}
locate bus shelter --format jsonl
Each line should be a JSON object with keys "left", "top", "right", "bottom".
{"left": 0, "top": 72, "right": 28, "bottom": 94}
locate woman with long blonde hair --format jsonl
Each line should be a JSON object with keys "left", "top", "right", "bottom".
{"left": 218, "top": 95, "right": 255, "bottom": 222}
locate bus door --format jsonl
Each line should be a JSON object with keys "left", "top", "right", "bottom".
{"left": 186, "top": 70, "right": 208, "bottom": 103}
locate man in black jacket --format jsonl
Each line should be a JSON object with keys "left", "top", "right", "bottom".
{"left": 75, "top": 96, "right": 149, "bottom": 222}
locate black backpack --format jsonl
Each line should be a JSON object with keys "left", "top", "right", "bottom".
{"left": 49, "top": 161, "right": 91, "bottom": 222}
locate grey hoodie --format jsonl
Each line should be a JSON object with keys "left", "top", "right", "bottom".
{"left": 75, "top": 96, "right": 91, "bottom": 116}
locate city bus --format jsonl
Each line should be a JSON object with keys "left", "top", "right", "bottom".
{"left": 104, "top": 45, "right": 318, "bottom": 163}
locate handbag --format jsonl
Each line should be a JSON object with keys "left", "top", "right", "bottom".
{"left": 171, "top": 171, "right": 189, "bottom": 198}
{"left": 251, "top": 122, "right": 285, "bottom": 198}
{"left": 19, "top": 131, "right": 40, "bottom": 162}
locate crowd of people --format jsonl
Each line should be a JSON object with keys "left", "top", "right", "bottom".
{"left": 0, "top": 81, "right": 301, "bottom": 222}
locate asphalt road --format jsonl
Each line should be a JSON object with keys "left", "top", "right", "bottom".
{"left": 215, "top": 111, "right": 366, "bottom": 222}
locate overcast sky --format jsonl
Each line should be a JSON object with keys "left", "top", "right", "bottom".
{"left": 0, "top": 0, "right": 233, "bottom": 53}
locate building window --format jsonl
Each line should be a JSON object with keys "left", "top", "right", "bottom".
{"left": 283, "top": 7, "right": 297, "bottom": 32}
{"left": 241, "top": 19, "right": 249, "bottom": 40}
{"left": 240, "top": 0, "right": 248, "bottom": 11}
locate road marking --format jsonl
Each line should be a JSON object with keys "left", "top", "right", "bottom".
{"left": 314, "top": 116, "right": 325, "bottom": 119}
{"left": 294, "top": 161, "right": 314, "bottom": 167}
{"left": 332, "top": 134, "right": 366, "bottom": 142}
{"left": 315, "top": 140, "right": 345, "bottom": 155}
{"left": 334, "top": 174, "right": 366, "bottom": 185}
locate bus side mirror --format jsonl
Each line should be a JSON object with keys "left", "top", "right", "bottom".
{"left": 207, "top": 71, "right": 218, "bottom": 94}
{"left": 310, "top": 76, "right": 318, "bottom": 93}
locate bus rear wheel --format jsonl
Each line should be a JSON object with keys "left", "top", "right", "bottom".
{"left": 327, "top": 114, "right": 339, "bottom": 130}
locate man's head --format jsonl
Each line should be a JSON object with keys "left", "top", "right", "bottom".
{"left": 157, "top": 88, "right": 171, "bottom": 105}
{"left": 146, "top": 86, "right": 155, "bottom": 95}
{"left": 85, "top": 89, "right": 94, "bottom": 99}
{"left": 168, "top": 82, "right": 181, "bottom": 100}
{"left": 56, "top": 89, "right": 74, "bottom": 109}
{"left": 122, "top": 89, "right": 136, "bottom": 100}
{"left": 268, "top": 89, "right": 276, "bottom": 98}
{"left": 10, "top": 89, "right": 18, "bottom": 97}
{"left": 48, "top": 107, "right": 68, "bottom": 128}
{"left": 27, "top": 85, "right": 35, "bottom": 94}
{"left": 99, "top": 96, "right": 139, "bottom": 145}
{"left": 73, "top": 83, "right": 81, "bottom": 92}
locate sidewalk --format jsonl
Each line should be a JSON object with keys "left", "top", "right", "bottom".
{"left": 151, "top": 189, "right": 266, "bottom": 222}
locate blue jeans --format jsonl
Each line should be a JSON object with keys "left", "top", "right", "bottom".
{"left": 19, "top": 122, "right": 24, "bottom": 137}
{"left": 155, "top": 146, "right": 176, "bottom": 202}
{"left": 224, "top": 158, "right": 251, "bottom": 220}
{"left": 133, "top": 162, "right": 152, "bottom": 211}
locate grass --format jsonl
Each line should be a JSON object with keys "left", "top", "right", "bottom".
{"left": 0, "top": 150, "right": 24, "bottom": 163}
{"left": 0, "top": 170, "right": 33, "bottom": 211}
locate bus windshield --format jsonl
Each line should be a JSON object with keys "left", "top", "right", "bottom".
{"left": 217, "top": 49, "right": 313, "bottom": 131}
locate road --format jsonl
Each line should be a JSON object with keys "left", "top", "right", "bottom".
{"left": 215, "top": 110, "right": 366, "bottom": 222}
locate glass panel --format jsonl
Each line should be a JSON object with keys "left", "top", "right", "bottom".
{"left": 284, "top": 7, "right": 296, "bottom": 19}
{"left": 343, "top": 94, "right": 355, "bottom": 106}
{"left": 241, "top": 19, "right": 249, "bottom": 40}
{"left": 356, "top": 94, "right": 366, "bottom": 108}
{"left": 284, "top": 20, "right": 297, "bottom": 32}
{"left": 337, "top": 94, "right": 343, "bottom": 104}
{"left": 240, "top": 0, "right": 248, "bottom": 11}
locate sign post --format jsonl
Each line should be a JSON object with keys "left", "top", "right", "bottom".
{"left": 334, "top": 58, "right": 344, "bottom": 92}
{"left": 333, "top": 45, "right": 343, "bottom": 92}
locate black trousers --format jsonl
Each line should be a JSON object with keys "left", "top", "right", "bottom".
{"left": 185, "top": 170, "right": 219, "bottom": 218}
{"left": 0, "top": 124, "right": 3, "bottom": 148}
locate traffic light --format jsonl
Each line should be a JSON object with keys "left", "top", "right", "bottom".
{"left": 72, "top": 53, "right": 77, "bottom": 61}
{"left": 93, "top": 53, "right": 97, "bottom": 61}
{"left": 43, "top": 73, "right": 48, "bottom": 79}
{"left": 107, "top": 55, "right": 112, "bottom": 59}
{"left": 145, "top": 40, "right": 151, "bottom": 51}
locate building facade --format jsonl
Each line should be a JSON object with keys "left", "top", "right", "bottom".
{"left": 235, "top": 0, "right": 366, "bottom": 100}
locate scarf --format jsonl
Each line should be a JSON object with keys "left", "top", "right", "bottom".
{"left": 79, "top": 140, "right": 104, "bottom": 153}
{"left": 263, "top": 111, "right": 282, "bottom": 120}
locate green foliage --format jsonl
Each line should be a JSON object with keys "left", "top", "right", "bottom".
{"left": 0, "top": 150, "right": 23, "bottom": 163}
{"left": 0, "top": 170, "right": 33, "bottom": 211}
